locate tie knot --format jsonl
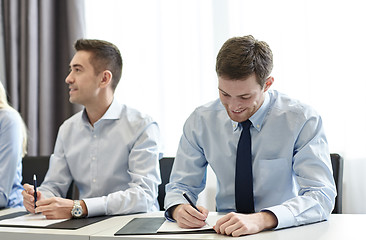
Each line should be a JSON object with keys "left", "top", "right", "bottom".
{"left": 241, "top": 120, "right": 252, "bottom": 129}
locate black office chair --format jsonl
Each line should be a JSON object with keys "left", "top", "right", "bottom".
{"left": 21, "top": 156, "right": 50, "bottom": 186}
{"left": 22, "top": 155, "right": 78, "bottom": 200}
{"left": 330, "top": 153, "right": 344, "bottom": 214}
{"left": 156, "top": 155, "right": 343, "bottom": 213}
{"left": 158, "top": 157, "right": 175, "bottom": 211}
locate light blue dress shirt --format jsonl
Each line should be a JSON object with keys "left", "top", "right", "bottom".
{"left": 165, "top": 90, "right": 336, "bottom": 229}
{"left": 39, "top": 99, "right": 163, "bottom": 217}
{"left": 0, "top": 109, "right": 24, "bottom": 208}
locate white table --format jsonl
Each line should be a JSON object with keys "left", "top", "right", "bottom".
{"left": 0, "top": 208, "right": 121, "bottom": 240}
{"left": 1, "top": 209, "right": 365, "bottom": 240}
{"left": 90, "top": 212, "right": 366, "bottom": 240}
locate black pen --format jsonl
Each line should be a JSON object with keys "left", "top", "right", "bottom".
{"left": 183, "top": 192, "right": 210, "bottom": 226}
{"left": 33, "top": 174, "right": 37, "bottom": 209}
{"left": 183, "top": 192, "right": 200, "bottom": 212}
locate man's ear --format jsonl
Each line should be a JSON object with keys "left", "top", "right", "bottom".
{"left": 263, "top": 76, "right": 274, "bottom": 92}
{"left": 100, "top": 70, "right": 112, "bottom": 89}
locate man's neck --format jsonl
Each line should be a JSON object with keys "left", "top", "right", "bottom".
{"left": 85, "top": 95, "right": 113, "bottom": 126}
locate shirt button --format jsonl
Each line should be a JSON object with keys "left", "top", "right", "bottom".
{"left": 93, "top": 179, "right": 96, "bottom": 183}
{"left": 93, "top": 135, "right": 97, "bottom": 138}
{"left": 257, "top": 124, "right": 260, "bottom": 128}
{"left": 92, "top": 157, "right": 96, "bottom": 161}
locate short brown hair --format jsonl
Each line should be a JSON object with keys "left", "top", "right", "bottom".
{"left": 74, "top": 39, "right": 123, "bottom": 91}
{"left": 216, "top": 35, "right": 273, "bottom": 88}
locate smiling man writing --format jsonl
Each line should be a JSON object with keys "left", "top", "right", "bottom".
{"left": 164, "top": 35, "right": 336, "bottom": 237}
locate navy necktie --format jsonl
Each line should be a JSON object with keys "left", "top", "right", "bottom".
{"left": 235, "top": 119, "right": 255, "bottom": 213}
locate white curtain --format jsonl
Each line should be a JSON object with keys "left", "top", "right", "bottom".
{"left": 85, "top": 0, "right": 366, "bottom": 213}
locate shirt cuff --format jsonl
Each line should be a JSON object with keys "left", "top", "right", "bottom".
{"left": 261, "top": 205, "right": 296, "bottom": 230}
{"left": 164, "top": 205, "right": 178, "bottom": 222}
{"left": 83, "top": 196, "right": 106, "bottom": 217}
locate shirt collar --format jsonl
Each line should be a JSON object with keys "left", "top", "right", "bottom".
{"left": 81, "top": 98, "right": 122, "bottom": 126}
{"left": 231, "top": 91, "right": 271, "bottom": 132}
{"left": 99, "top": 98, "right": 122, "bottom": 120}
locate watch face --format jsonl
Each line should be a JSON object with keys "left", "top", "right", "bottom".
{"left": 72, "top": 201, "right": 83, "bottom": 218}
{"left": 73, "top": 206, "right": 83, "bottom": 217}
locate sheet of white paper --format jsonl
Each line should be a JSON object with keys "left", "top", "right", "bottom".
{"left": 157, "top": 214, "right": 223, "bottom": 233}
{"left": 0, "top": 213, "right": 68, "bottom": 227}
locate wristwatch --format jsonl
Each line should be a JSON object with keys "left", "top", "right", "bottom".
{"left": 71, "top": 200, "right": 84, "bottom": 218}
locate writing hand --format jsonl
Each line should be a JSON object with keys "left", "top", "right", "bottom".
{"left": 172, "top": 204, "right": 209, "bottom": 228}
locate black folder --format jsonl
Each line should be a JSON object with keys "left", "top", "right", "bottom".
{"left": 114, "top": 217, "right": 166, "bottom": 235}
{"left": 114, "top": 217, "right": 216, "bottom": 235}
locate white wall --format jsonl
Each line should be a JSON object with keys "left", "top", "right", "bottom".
{"left": 85, "top": 0, "right": 366, "bottom": 213}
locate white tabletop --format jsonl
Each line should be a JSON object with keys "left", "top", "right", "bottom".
{"left": 0, "top": 208, "right": 122, "bottom": 240}
{"left": 89, "top": 212, "right": 366, "bottom": 240}
{"left": 1, "top": 209, "right": 365, "bottom": 240}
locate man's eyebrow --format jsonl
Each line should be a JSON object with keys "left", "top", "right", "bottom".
{"left": 69, "top": 64, "right": 84, "bottom": 69}
{"left": 218, "top": 88, "right": 229, "bottom": 95}
{"left": 237, "top": 93, "right": 251, "bottom": 97}
{"left": 218, "top": 88, "right": 251, "bottom": 97}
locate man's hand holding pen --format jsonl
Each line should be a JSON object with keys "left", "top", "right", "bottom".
{"left": 22, "top": 184, "right": 84, "bottom": 219}
{"left": 22, "top": 183, "right": 42, "bottom": 214}
{"left": 172, "top": 203, "right": 209, "bottom": 228}
{"left": 171, "top": 193, "right": 209, "bottom": 229}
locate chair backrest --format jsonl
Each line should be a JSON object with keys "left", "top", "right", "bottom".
{"left": 22, "top": 155, "right": 78, "bottom": 200}
{"left": 22, "top": 156, "right": 50, "bottom": 186}
{"left": 158, "top": 157, "right": 174, "bottom": 211}
{"left": 330, "top": 153, "right": 344, "bottom": 214}
{"left": 156, "top": 155, "right": 342, "bottom": 213}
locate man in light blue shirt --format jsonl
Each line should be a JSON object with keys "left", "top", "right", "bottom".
{"left": 22, "top": 39, "right": 162, "bottom": 219}
{"left": 165, "top": 35, "right": 336, "bottom": 237}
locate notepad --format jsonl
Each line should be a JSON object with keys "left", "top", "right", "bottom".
{"left": 157, "top": 214, "right": 222, "bottom": 233}
{"left": 114, "top": 214, "right": 223, "bottom": 235}
{"left": 0, "top": 213, "right": 68, "bottom": 227}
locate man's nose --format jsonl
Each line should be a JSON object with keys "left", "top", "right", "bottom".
{"left": 65, "top": 72, "right": 73, "bottom": 84}
{"left": 229, "top": 99, "right": 243, "bottom": 111}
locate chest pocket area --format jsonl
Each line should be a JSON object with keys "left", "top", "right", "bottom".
{"left": 254, "top": 158, "right": 292, "bottom": 193}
